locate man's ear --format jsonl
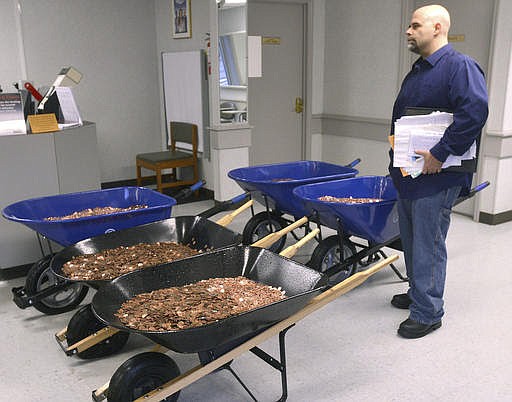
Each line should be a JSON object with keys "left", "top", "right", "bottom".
{"left": 433, "top": 22, "right": 442, "bottom": 35}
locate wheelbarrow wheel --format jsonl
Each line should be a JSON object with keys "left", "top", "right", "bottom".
{"left": 108, "top": 352, "right": 180, "bottom": 402}
{"left": 24, "top": 255, "right": 89, "bottom": 315}
{"left": 66, "top": 304, "right": 130, "bottom": 359}
{"left": 308, "top": 235, "right": 357, "bottom": 284}
{"left": 242, "top": 212, "right": 287, "bottom": 253}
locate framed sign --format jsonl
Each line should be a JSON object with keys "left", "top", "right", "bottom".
{"left": 171, "top": 0, "right": 191, "bottom": 39}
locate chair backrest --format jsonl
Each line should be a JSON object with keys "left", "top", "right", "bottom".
{"left": 170, "top": 121, "right": 198, "bottom": 156}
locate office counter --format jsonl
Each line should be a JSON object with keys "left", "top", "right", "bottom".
{"left": 0, "top": 122, "right": 100, "bottom": 269}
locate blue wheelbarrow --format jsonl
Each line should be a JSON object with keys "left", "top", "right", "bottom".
{"left": 294, "top": 176, "right": 490, "bottom": 285}
{"left": 2, "top": 183, "right": 209, "bottom": 315}
{"left": 228, "top": 160, "right": 359, "bottom": 252}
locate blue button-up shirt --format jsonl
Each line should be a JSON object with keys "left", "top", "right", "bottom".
{"left": 389, "top": 44, "right": 488, "bottom": 199}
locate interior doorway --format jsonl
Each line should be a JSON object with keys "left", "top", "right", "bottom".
{"left": 248, "top": 1, "right": 306, "bottom": 165}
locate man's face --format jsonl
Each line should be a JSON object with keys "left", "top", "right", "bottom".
{"left": 406, "top": 11, "right": 435, "bottom": 55}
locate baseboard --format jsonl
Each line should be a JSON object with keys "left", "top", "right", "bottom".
{"left": 478, "top": 210, "right": 512, "bottom": 225}
{"left": 102, "top": 174, "right": 194, "bottom": 188}
{"left": 0, "top": 263, "right": 32, "bottom": 280}
{"left": 101, "top": 178, "right": 214, "bottom": 204}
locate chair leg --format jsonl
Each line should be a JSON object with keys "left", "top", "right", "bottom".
{"left": 193, "top": 163, "right": 199, "bottom": 197}
{"left": 156, "top": 168, "right": 163, "bottom": 193}
{"left": 136, "top": 163, "right": 142, "bottom": 187}
{"left": 193, "top": 163, "right": 199, "bottom": 184}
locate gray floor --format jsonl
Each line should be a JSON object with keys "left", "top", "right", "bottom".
{"left": 1, "top": 199, "right": 511, "bottom": 402}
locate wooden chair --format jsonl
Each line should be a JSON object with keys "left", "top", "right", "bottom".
{"left": 136, "top": 121, "right": 199, "bottom": 193}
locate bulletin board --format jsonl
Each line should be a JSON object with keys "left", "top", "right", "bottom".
{"left": 162, "top": 50, "right": 209, "bottom": 157}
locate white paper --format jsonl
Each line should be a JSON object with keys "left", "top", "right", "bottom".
{"left": 393, "top": 112, "right": 476, "bottom": 176}
{"left": 55, "top": 86, "right": 83, "bottom": 128}
{"left": 248, "top": 35, "right": 262, "bottom": 77}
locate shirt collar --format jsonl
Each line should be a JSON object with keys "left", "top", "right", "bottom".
{"left": 424, "top": 43, "right": 453, "bottom": 66}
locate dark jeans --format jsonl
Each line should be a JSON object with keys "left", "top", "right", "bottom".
{"left": 397, "top": 186, "right": 461, "bottom": 324}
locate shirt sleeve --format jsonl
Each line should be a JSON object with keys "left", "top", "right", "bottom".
{"left": 430, "top": 57, "right": 488, "bottom": 162}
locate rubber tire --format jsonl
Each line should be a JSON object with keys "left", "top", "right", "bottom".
{"left": 24, "top": 255, "right": 89, "bottom": 315}
{"left": 66, "top": 304, "right": 130, "bottom": 359}
{"left": 308, "top": 235, "right": 358, "bottom": 284}
{"left": 242, "top": 211, "right": 287, "bottom": 253}
{"left": 107, "top": 352, "right": 180, "bottom": 402}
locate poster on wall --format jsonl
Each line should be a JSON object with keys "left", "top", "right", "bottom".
{"left": 0, "top": 93, "right": 27, "bottom": 136}
{"left": 171, "top": 0, "right": 191, "bottom": 39}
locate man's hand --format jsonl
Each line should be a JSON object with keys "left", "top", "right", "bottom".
{"left": 415, "top": 150, "right": 443, "bottom": 174}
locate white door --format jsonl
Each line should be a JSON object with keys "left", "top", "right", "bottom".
{"left": 412, "top": 0, "right": 495, "bottom": 215}
{"left": 248, "top": 1, "right": 305, "bottom": 165}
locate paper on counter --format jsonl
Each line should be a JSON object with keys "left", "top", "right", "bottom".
{"left": 55, "top": 86, "right": 83, "bottom": 127}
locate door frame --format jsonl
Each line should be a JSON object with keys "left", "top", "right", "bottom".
{"left": 249, "top": 0, "right": 312, "bottom": 161}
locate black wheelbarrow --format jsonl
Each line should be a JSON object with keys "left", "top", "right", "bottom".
{"left": 49, "top": 197, "right": 254, "bottom": 359}
{"left": 90, "top": 239, "right": 398, "bottom": 402}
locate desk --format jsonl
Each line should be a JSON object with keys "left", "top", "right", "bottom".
{"left": 0, "top": 122, "right": 101, "bottom": 269}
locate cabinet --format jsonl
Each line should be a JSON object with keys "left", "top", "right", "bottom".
{"left": 0, "top": 122, "right": 100, "bottom": 269}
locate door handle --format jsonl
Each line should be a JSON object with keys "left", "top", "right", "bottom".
{"left": 295, "top": 97, "right": 303, "bottom": 113}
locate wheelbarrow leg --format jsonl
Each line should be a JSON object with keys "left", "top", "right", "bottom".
{"left": 377, "top": 249, "right": 408, "bottom": 282}
{"left": 223, "top": 366, "right": 258, "bottom": 401}
{"left": 249, "top": 325, "right": 293, "bottom": 402}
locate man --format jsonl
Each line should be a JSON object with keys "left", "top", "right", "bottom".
{"left": 389, "top": 5, "right": 488, "bottom": 338}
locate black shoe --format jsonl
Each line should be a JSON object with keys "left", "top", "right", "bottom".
{"left": 391, "top": 293, "right": 411, "bottom": 309}
{"left": 397, "top": 318, "right": 442, "bottom": 339}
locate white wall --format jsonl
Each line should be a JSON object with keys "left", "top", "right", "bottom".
{"left": 323, "top": 0, "right": 402, "bottom": 119}
{"left": 478, "top": 0, "right": 512, "bottom": 219}
{"left": 319, "top": 0, "right": 402, "bottom": 175}
{"left": 0, "top": 1, "right": 24, "bottom": 90}
{"left": 311, "top": 0, "right": 325, "bottom": 116}
{"left": 13, "top": 0, "right": 161, "bottom": 183}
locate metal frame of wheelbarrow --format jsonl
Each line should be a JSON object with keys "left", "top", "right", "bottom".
{"left": 91, "top": 253, "right": 398, "bottom": 402}
{"left": 307, "top": 181, "right": 490, "bottom": 285}
{"left": 56, "top": 215, "right": 312, "bottom": 360}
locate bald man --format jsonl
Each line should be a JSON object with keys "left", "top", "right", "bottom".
{"left": 388, "top": 5, "right": 488, "bottom": 338}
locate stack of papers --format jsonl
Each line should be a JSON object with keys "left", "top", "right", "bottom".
{"left": 393, "top": 112, "right": 476, "bottom": 178}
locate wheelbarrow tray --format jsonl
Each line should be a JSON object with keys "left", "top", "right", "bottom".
{"left": 50, "top": 215, "right": 243, "bottom": 289}
{"left": 293, "top": 176, "right": 399, "bottom": 244}
{"left": 92, "top": 245, "right": 327, "bottom": 353}
{"left": 2, "top": 187, "right": 176, "bottom": 246}
{"left": 228, "top": 161, "right": 358, "bottom": 218}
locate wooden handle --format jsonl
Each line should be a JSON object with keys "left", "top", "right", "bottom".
{"left": 214, "top": 200, "right": 254, "bottom": 227}
{"left": 251, "top": 216, "right": 308, "bottom": 249}
{"left": 279, "top": 228, "right": 319, "bottom": 259}
{"left": 309, "top": 254, "right": 399, "bottom": 305}
{"left": 136, "top": 253, "right": 400, "bottom": 402}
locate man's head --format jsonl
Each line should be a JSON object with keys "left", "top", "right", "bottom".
{"left": 406, "top": 4, "right": 450, "bottom": 58}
